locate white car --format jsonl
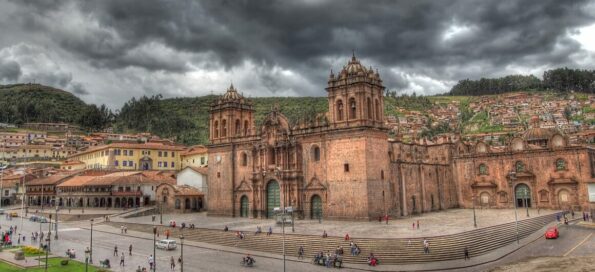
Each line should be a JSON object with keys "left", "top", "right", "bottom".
{"left": 155, "top": 239, "right": 177, "bottom": 250}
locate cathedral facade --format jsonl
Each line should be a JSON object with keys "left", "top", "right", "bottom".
{"left": 206, "top": 55, "right": 595, "bottom": 220}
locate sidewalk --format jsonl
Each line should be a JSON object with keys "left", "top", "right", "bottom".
{"left": 88, "top": 220, "right": 559, "bottom": 271}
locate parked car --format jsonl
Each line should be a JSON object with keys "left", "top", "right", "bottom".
{"left": 545, "top": 226, "right": 559, "bottom": 239}
{"left": 0, "top": 209, "right": 4, "bottom": 215}
{"left": 29, "top": 215, "right": 38, "bottom": 222}
{"left": 9, "top": 212, "right": 18, "bottom": 217}
{"left": 38, "top": 216, "right": 48, "bottom": 223}
{"left": 155, "top": 239, "right": 177, "bottom": 250}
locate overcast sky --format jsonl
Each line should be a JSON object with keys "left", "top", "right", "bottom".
{"left": 1, "top": 0, "right": 594, "bottom": 108}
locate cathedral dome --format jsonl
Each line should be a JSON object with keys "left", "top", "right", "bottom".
{"left": 221, "top": 84, "right": 242, "bottom": 101}
{"left": 341, "top": 54, "right": 369, "bottom": 77}
{"left": 523, "top": 127, "right": 559, "bottom": 141}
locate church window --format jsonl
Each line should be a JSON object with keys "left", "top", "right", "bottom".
{"left": 367, "top": 97, "right": 372, "bottom": 119}
{"left": 479, "top": 164, "right": 488, "bottom": 175}
{"left": 235, "top": 119, "right": 241, "bottom": 136}
{"left": 349, "top": 97, "right": 356, "bottom": 119}
{"left": 214, "top": 121, "right": 219, "bottom": 138}
{"left": 381, "top": 170, "right": 384, "bottom": 180}
{"left": 312, "top": 145, "right": 320, "bottom": 162}
{"left": 241, "top": 152, "right": 248, "bottom": 166}
{"left": 336, "top": 100, "right": 344, "bottom": 121}
{"left": 515, "top": 161, "right": 525, "bottom": 173}
{"left": 375, "top": 99, "right": 380, "bottom": 120}
{"left": 244, "top": 120, "right": 249, "bottom": 136}
{"left": 344, "top": 163, "right": 350, "bottom": 172}
{"left": 556, "top": 159, "right": 566, "bottom": 171}
{"left": 222, "top": 119, "right": 227, "bottom": 137}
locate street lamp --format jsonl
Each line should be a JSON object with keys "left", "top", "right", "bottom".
{"left": 472, "top": 195, "right": 477, "bottom": 228}
{"left": 523, "top": 187, "right": 530, "bottom": 218}
{"left": 45, "top": 214, "right": 52, "bottom": 272}
{"left": 84, "top": 248, "right": 90, "bottom": 272}
{"left": 275, "top": 206, "right": 293, "bottom": 272}
{"left": 89, "top": 219, "right": 94, "bottom": 264}
{"left": 180, "top": 235, "right": 185, "bottom": 272}
{"left": 153, "top": 226, "right": 157, "bottom": 272}
{"left": 54, "top": 207, "right": 58, "bottom": 240}
{"left": 160, "top": 203, "right": 163, "bottom": 225}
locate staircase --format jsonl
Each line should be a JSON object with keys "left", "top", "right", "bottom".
{"left": 103, "top": 213, "right": 556, "bottom": 264}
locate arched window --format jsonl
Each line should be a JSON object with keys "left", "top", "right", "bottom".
{"left": 555, "top": 159, "right": 566, "bottom": 171}
{"left": 244, "top": 120, "right": 249, "bottom": 136}
{"left": 222, "top": 119, "right": 227, "bottom": 137}
{"left": 367, "top": 97, "right": 372, "bottom": 119}
{"left": 381, "top": 170, "right": 384, "bottom": 180}
{"left": 214, "top": 121, "right": 219, "bottom": 138}
{"left": 479, "top": 163, "right": 488, "bottom": 175}
{"left": 515, "top": 161, "right": 525, "bottom": 173}
{"left": 375, "top": 99, "right": 380, "bottom": 120}
{"left": 349, "top": 97, "right": 356, "bottom": 119}
{"left": 235, "top": 119, "right": 241, "bottom": 136}
{"left": 336, "top": 100, "right": 344, "bottom": 121}
{"left": 241, "top": 152, "right": 248, "bottom": 166}
{"left": 311, "top": 145, "right": 320, "bottom": 161}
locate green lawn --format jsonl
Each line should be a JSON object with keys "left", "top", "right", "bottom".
{"left": 0, "top": 258, "right": 102, "bottom": 272}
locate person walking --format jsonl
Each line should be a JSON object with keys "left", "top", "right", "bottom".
{"left": 170, "top": 256, "right": 176, "bottom": 270}
{"left": 114, "top": 245, "right": 118, "bottom": 256}
{"left": 464, "top": 247, "right": 470, "bottom": 260}
{"left": 129, "top": 244, "right": 133, "bottom": 256}
{"left": 148, "top": 255, "right": 154, "bottom": 270}
{"left": 298, "top": 245, "right": 305, "bottom": 259}
{"left": 412, "top": 222, "right": 415, "bottom": 229}
{"left": 423, "top": 239, "right": 430, "bottom": 254}
{"left": 120, "top": 252, "right": 125, "bottom": 267}
{"left": 417, "top": 220, "right": 420, "bottom": 229}
{"left": 384, "top": 214, "right": 389, "bottom": 225}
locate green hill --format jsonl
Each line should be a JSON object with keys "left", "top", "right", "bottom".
{"left": 0, "top": 83, "right": 89, "bottom": 124}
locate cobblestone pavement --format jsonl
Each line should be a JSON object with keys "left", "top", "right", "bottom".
{"left": 113, "top": 208, "right": 560, "bottom": 238}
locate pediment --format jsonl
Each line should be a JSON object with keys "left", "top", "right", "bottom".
{"left": 471, "top": 180, "right": 497, "bottom": 188}
{"left": 547, "top": 177, "right": 578, "bottom": 186}
{"left": 305, "top": 178, "right": 326, "bottom": 191}
{"left": 235, "top": 179, "right": 253, "bottom": 192}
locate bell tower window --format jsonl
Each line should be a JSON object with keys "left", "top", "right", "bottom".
{"left": 336, "top": 99, "right": 344, "bottom": 121}
{"left": 244, "top": 120, "right": 249, "bottom": 136}
{"left": 367, "top": 97, "right": 372, "bottom": 119}
{"left": 222, "top": 119, "right": 227, "bottom": 137}
{"left": 349, "top": 98, "right": 356, "bottom": 119}
{"left": 235, "top": 119, "right": 241, "bottom": 136}
{"left": 375, "top": 99, "right": 380, "bottom": 120}
{"left": 214, "top": 121, "right": 219, "bottom": 138}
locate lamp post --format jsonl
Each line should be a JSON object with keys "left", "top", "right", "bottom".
{"left": 509, "top": 171, "right": 519, "bottom": 244}
{"left": 275, "top": 206, "right": 293, "bottom": 272}
{"left": 54, "top": 207, "right": 58, "bottom": 240}
{"left": 153, "top": 226, "right": 157, "bottom": 272}
{"left": 45, "top": 214, "right": 51, "bottom": 272}
{"left": 180, "top": 235, "right": 184, "bottom": 272}
{"left": 89, "top": 219, "right": 94, "bottom": 264}
{"left": 84, "top": 248, "right": 90, "bottom": 272}
{"left": 472, "top": 195, "right": 477, "bottom": 228}
{"left": 523, "top": 188, "right": 530, "bottom": 218}
{"left": 160, "top": 203, "right": 163, "bottom": 225}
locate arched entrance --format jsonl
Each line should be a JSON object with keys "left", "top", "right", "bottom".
{"left": 311, "top": 195, "right": 322, "bottom": 219}
{"left": 240, "top": 195, "right": 249, "bottom": 217}
{"left": 515, "top": 184, "right": 531, "bottom": 208}
{"left": 557, "top": 189, "right": 570, "bottom": 208}
{"left": 266, "top": 180, "right": 280, "bottom": 218}
{"left": 480, "top": 192, "right": 490, "bottom": 206}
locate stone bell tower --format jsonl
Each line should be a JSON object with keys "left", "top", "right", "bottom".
{"left": 326, "top": 53, "right": 385, "bottom": 129}
{"left": 209, "top": 84, "right": 255, "bottom": 144}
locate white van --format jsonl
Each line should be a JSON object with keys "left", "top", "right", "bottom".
{"left": 155, "top": 239, "right": 177, "bottom": 250}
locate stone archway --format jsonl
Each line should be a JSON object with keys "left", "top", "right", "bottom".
{"left": 266, "top": 180, "right": 280, "bottom": 218}
{"left": 515, "top": 183, "right": 531, "bottom": 208}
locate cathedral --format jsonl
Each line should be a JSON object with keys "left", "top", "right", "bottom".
{"left": 206, "top": 55, "right": 595, "bottom": 220}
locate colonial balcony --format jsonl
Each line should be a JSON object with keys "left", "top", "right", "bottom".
{"left": 111, "top": 191, "right": 143, "bottom": 197}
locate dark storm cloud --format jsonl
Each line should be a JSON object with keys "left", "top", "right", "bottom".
{"left": 1, "top": 0, "right": 595, "bottom": 104}
{"left": 0, "top": 59, "right": 22, "bottom": 82}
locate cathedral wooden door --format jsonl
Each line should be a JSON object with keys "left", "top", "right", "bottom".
{"left": 266, "top": 181, "right": 280, "bottom": 218}
{"left": 311, "top": 195, "right": 322, "bottom": 219}
{"left": 240, "top": 195, "right": 249, "bottom": 217}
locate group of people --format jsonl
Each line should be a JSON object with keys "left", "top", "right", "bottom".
{"left": 66, "top": 248, "right": 76, "bottom": 258}
{"left": 367, "top": 253, "right": 379, "bottom": 266}
{"left": 313, "top": 250, "right": 343, "bottom": 268}
{"left": 349, "top": 241, "right": 361, "bottom": 256}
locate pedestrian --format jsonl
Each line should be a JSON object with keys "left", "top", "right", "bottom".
{"left": 385, "top": 214, "right": 389, "bottom": 225}
{"left": 121, "top": 225, "right": 124, "bottom": 234}
{"left": 152, "top": 215, "right": 156, "bottom": 222}
{"left": 412, "top": 222, "right": 415, "bottom": 229}
{"left": 129, "top": 244, "right": 133, "bottom": 256}
{"left": 464, "top": 247, "right": 470, "bottom": 260}
{"left": 298, "top": 245, "right": 304, "bottom": 259}
{"left": 170, "top": 256, "right": 176, "bottom": 270}
{"left": 423, "top": 239, "right": 430, "bottom": 254}
{"left": 571, "top": 210, "right": 575, "bottom": 219}
{"left": 114, "top": 245, "right": 118, "bottom": 256}
{"left": 120, "top": 252, "right": 125, "bottom": 266}
{"left": 378, "top": 216, "right": 382, "bottom": 223}
{"left": 166, "top": 229, "right": 170, "bottom": 239}
{"left": 417, "top": 220, "right": 420, "bottom": 229}
{"left": 124, "top": 227, "right": 128, "bottom": 234}
{"left": 584, "top": 212, "right": 587, "bottom": 221}
{"left": 344, "top": 233, "right": 350, "bottom": 241}
{"left": 267, "top": 226, "right": 272, "bottom": 236}
{"left": 148, "top": 255, "right": 154, "bottom": 270}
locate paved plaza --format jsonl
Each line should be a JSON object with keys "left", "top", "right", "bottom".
{"left": 111, "top": 208, "right": 559, "bottom": 238}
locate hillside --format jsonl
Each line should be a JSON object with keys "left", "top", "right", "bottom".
{"left": 0, "top": 83, "right": 90, "bottom": 124}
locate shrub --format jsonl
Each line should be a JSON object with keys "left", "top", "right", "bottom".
{"left": 22, "top": 246, "right": 44, "bottom": 255}
{"left": 61, "top": 259, "right": 69, "bottom": 266}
